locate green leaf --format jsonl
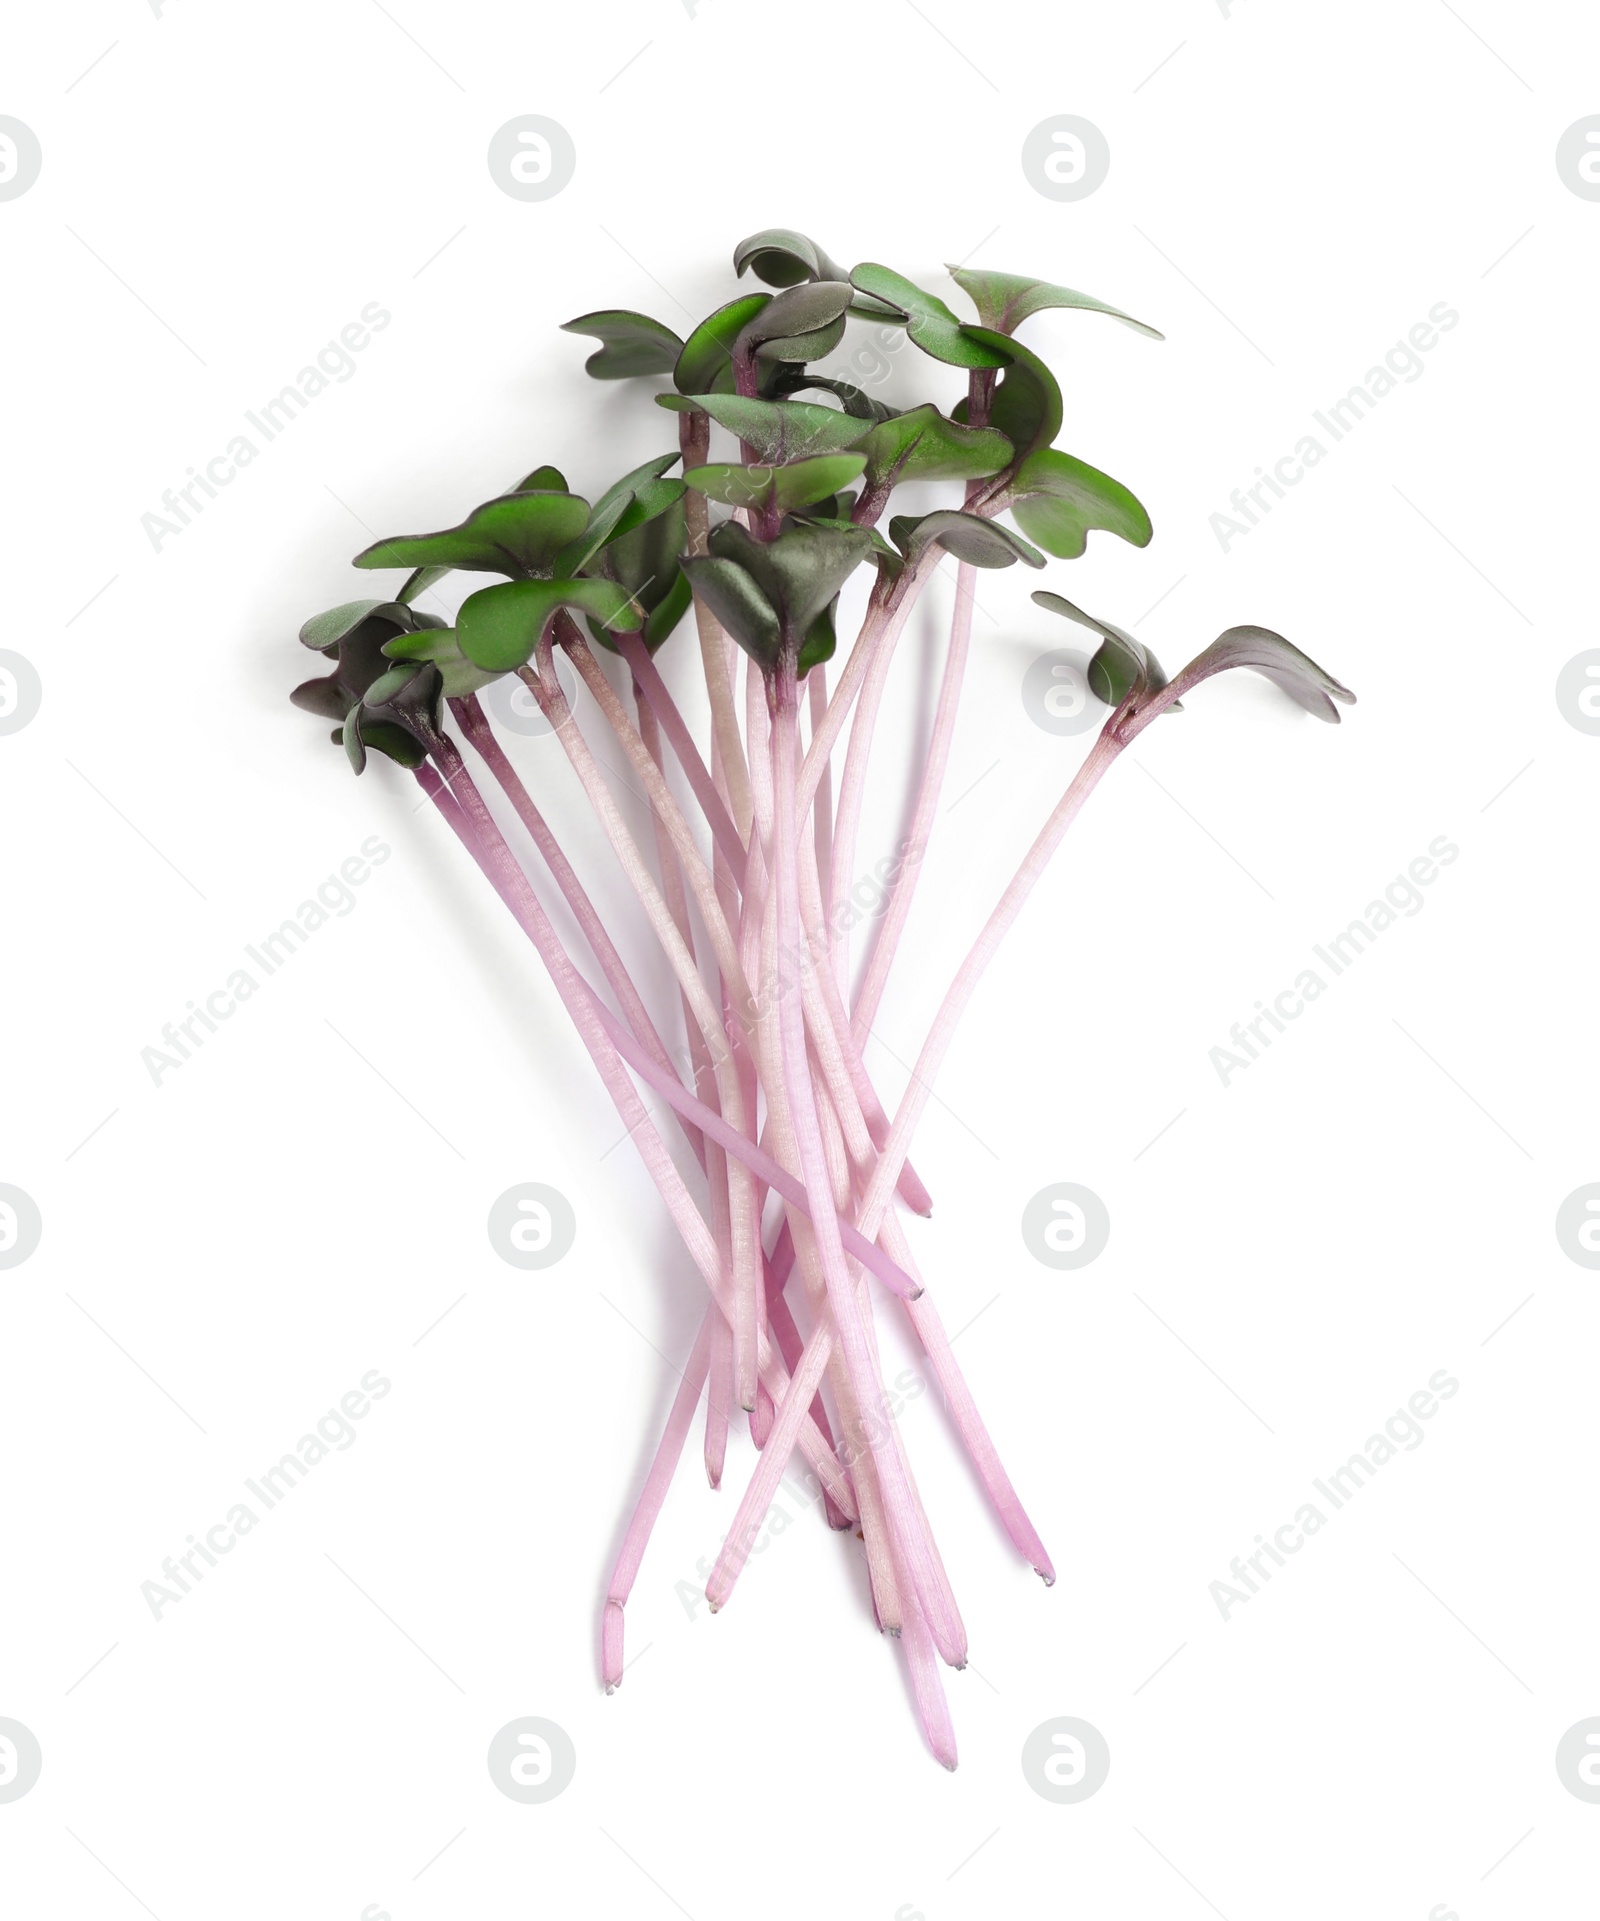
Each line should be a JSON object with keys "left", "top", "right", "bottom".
{"left": 684, "top": 453, "right": 867, "bottom": 517}
{"left": 514, "top": 463, "right": 570, "bottom": 493}
{"left": 849, "top": 263, "right": 1010, "bottom": 370}
{"left": 764, "top": 370, "right": 899, "bottom": 422}
{"left": 362, "top": 662, "right": 427, "bottom": 708}
{"left": 787, "top": 509, "right": 899, "bottom": 564}
{"left": 290, "top": 676, "right": 353, "bottom": 720}
{"left": 552, "top": 475, "right": 685, "bottom": 576}
{"left": 1171, "top": 627, "right": 1355, "bottom": 723}
{"left": 681, "top": 555, "right": 782, "bottom": 669}
{"left": 354, "top": 491, "right": 592, "bottom": 579}
{"left": 356, "top": 718, "right": 430, "bottom": 768}
{"left": 1031, "top": 591, "right": 1172, "bottom": 708}
{"left": 560, "top": 309, "right": 684, "bottom": 379}
{"left": 946, "top": 266, "right": 1163, "bottom": 340}
{"left": 299, "top": 599, "right": 408, "bottom": 651}
{"left": 734, "top": 226, "right": 849, "bottom": 287}
{"left": 341, "top": 703, "right": 367, "bottom": 775}
{"left": 798, "top": 596, "right": 839, "bottom": 676}
{"left": 456, "top": 578, "right": 645, "bottom": 673}
{"left": 586, "top": 490, "right": 689, "bottom": 654}
{"left": 852, "top": 402, "right": 1012, "bottom": 493}
{"left": 382, "top": 624, "right": 502, "bottom": 699}
{"left": 397, "top": 566, "right": 451, "bottom": 608}
{"left": 1009, "top": 448, "right": 1153, "bottom": 559}
{"left": 890, "top": 510, "right": 1045, "bottom": 569}
{"left": 707, "top": 518, "right": 875, "bottom": 643}
{"left": 736, "top": 281, "right": 853, "bottom": 362}
{"left": 952, "top": 328, "right": 1064, "bottom": 465}
{"left": 674, "top": 294, "right": 770, "bottom": 395}
{"left": 658, "top": 393, "right": 871, "bottom": 463}
{"left": 587, "top": 452, "right": 681, "bottom": 526}
{"left": 641, "top": 566, "right": 693, "bottom": 651}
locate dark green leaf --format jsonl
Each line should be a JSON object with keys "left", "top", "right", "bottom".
{"left": 681, "top": 556, "right": 782, "bottom": 669}
{"left": 362, "top": 662, "right": 426, "bottom": 708}
{"left": 1170, "top": 627, "right": 1355, "bottom": 722}
{"left": 561, "top": 309, "right": 684, "bottom": 380}
{"left": 850, "top": 263, "right": 1010, "bottom": 370}
{"left": 342, "top": 703, "right": 367, "bottom": 775}
{"left": 707, "top": 518, "right": 875, "bottom": 642}
{"left": 734, "top": 226, "right": 849, "bottom": 287}
{"left": 736, "top": 281, "right": 854, "bottom": 362}
{"left": 658, "top": 392, "right": 871, "bottom": 463}
{"left": 798, "top": 596, "right": 839, "bottom": 676}
{"left": 952, "top": 327, "right": 1064, "bottom": 465}
{"left": 852, "top": 402, "right": 1012, "bottom": 492}
{"left": 1009, "top": 447, "right": 1153, "bottom": 558}
{"left": 397, "top": 566, "right": 451, "bottom": 608}
{"left": 685, "top": 453, "right": 867, "bottom": 517}
{"left": 674, "top": 294, "right": 770, "bottom": 395}
{"left": 290, "top": 676, "right": 353, "bottom": 720}
{"left": 357, "top": 717, "right": 430, "bottom": 768}
{"left": 383, "top": 624, "right": 502, "bottom": 699}
{"left": 354, "top": 491, "right": 592, "bottom": 579}
{"left": 641, "top": 566, "right": 693, "bottom": 651}
{"left": 456, "top": 578, "right": 644, "bottom": 673}
{"left": 587, "top": 452, "right": 681, "bottom": 526}
{"left": 946, "top": 265, "right": 1163, "bottom": 340}
{"left": 299, "top": 599, "right": 407, "bottom": 651}
{"left": 1031, "top": 590, "right": 1171, "bottom": 707}
{"left": 890, "top": 510, "right": 1045, "bottom": 569}
{"left": 764, "top": 370, "right": 899, "bottom": 422}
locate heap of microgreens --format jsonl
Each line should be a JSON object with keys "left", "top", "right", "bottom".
{"left": 290, "top": 227, "right": 1354, "bottom": 1767}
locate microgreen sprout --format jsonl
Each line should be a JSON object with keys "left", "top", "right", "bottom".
{"left": 288, "top": 228, "right": 1354, "bottom": 1768}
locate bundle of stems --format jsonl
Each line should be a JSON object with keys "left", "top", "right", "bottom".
{"left": 289, "top": 229, "right": 1354, "bottom": 1766}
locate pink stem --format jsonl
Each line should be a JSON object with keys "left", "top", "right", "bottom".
{"left": 450, "top": 693, "right": 703, "bottom": 1168}
{"left": 419, "top": 738, "right": 858, "bottom": 1518}
{"left": 851, "top": 559, "right": 976, "bottom": 1040}
{"left": 603, "top": 1309, "right": 714, "bottom": 1690}
{"left": 765, "top": 657, "right": 965, "bottom": 1666}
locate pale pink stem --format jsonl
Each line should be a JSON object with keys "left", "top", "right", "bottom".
{"left": 851, "top": 560, "right": 976, "bottom": 1040}
{"left": 808, "top": 662, "right": 834, "bottom": 900}
{"left": 826, "top": 585, "right": 908, "bottom": 995}
{"left": 420, "top": 738, "right": 858, "bottom": 1517}
{"left": 450, "top": 693, "right": 703, "bottom": 1168}
{"left": 794, "top": 815, "right": 1054, "bottom": 1576}
{"left": 763, "top": 1246, "right": 851, "bottom": 1530}
{"left": 428, "top": 736, "right": 921, "bottom": 1297}
{"left": 603, "top": 1308, "right": 714, "bottom": 1690}
{"left": 680, "top": 410, "right": 752, "bottom": 836}
{"left": 797, "top": 552, "right": 941, "bottom": 825}
{"left": 901, "top": 1584, "right": 959, "bottom": 1771}
{"left": 749, "top": 1379, "right": 774, "bottom": 1449}
{"left": 795, "top": 830, "right": 934, "bottom": 1217}
{"left": 634, "top": 684, "right": 738, "bottom": 1485}
{"left": 854, "top": 732, "right": 1128, "bottom": 1253}
{"left": 615, "top": 630, "right": 747, "bottom": 881}
{"left": 531, "top": 636, "right": 763, "bottom": 1414}
{"left": 707, "top": 1320, "right": 833, "bottom": 1610}
{"left": 704, "top": 1311, "right": 731, "bottom": 1489}
{"left": 769, "top": 660, "right": 964, "bottom": 1667}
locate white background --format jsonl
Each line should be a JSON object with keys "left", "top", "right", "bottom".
{"left": 3, "top": 1, "right": 1595, "bottom": 1916}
